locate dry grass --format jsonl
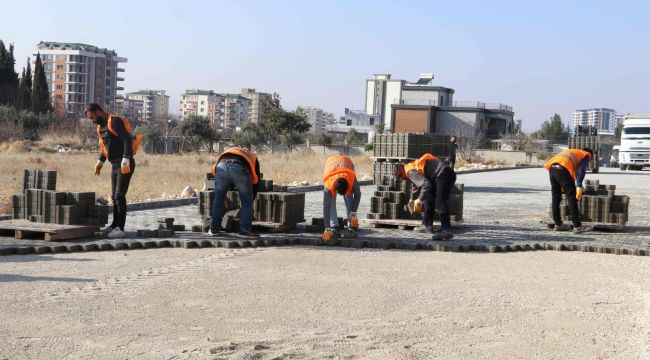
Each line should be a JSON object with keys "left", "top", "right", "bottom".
{"left": 0, "top": 148, "right": 372, "bottom": 214}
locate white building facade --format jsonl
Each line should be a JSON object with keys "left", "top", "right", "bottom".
{"left": 572, "top": 108, "right": 617, "bottom": 135}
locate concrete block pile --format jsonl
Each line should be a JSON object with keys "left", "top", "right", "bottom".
{"left": 549, "top": 179, "right": 630, "bottom": 225}
{"left": 368, "top": 133, "right": 463, "bottom": 222}
{"left": 11, "top": 170, "right": 109, "bottom": 226}
{"left": 198, "top": 173, "right": 305, "bottom": 231}
{"left": 373, "top": 133, "right": 452, "bottom": 161}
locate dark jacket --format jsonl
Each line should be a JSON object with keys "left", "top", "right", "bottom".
{"left": 407, "top": 159, "right": 452, "bottom": 201}
{"left": 98, "top": 116, "right": 133, "bottom": 163}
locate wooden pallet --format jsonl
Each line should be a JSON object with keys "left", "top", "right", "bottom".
{"left": 543, "top": 220, "right": 624, "bottom": 233}
{"left": 365, "top": 218, "right": 423, "bottom": 231}
{"left": 0, "top": 220, "right": 100, "bottom": 241}
{"left": 370, "top": 156, "right": 415, "bottom": 162}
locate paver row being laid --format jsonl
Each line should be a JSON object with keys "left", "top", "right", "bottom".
{"left": 0, "top": 168, "right": 649, "bottom": 255}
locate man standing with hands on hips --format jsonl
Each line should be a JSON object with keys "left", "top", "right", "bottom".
{"left": 85, "top": 103, "right": 142, "bottom": 238}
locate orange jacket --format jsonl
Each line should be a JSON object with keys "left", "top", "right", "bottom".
{"left": 404, "top": 153, "right": 439, "bottom": 177}
{"left": 96, "top": 114, "right": 143, "bottom": 159}
{"left": 212, "top": 147, "right": 259, "bottom": 185}
{"left": 322, "top": 155, "right": 356, "bottom": 198}
{"left": 544, "top": 149, "right": 592, "bottom": 180}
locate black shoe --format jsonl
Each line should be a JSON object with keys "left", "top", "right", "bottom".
{"left": 552, "top": 224, "right": 571, "bottom": 232}
{"left": 432, "top": 229, "right": 454, "bottom": 241}
{"left": 572, "top": 225, "right": 592, "bottom": 234}
{"left": 208, "top": 227, "right": 224, "bottom": 235}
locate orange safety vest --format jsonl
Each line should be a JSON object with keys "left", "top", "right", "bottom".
{"left": 322, "top": 155, "right": 356, "bottom": 198}
{"left": 212, "top": 148, "right": 259, "bottom": 185}
{"left": 544, "top": 149, "right": 592, "bottom": 180}
{"left": 96, "top": 114, "right": 143, "bottom": 159}
{"left": 403, "top": 153, "right": 439, "bottom": 177}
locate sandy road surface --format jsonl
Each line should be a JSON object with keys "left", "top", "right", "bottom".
{"left": 1, "top": 247, "right": 649, "bottom": 359}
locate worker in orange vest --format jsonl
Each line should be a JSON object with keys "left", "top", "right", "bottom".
{"left": 321, "top": 155, "right": 361, "bottom": 244}
{"left": 543, "top": 148, "right": 593, "bottom": 234}
{"left": 85, "top": 103, "right": 142, "bottom": 239}
{"left": 209, "top": 147, "right": 261, "bottom": 237}
{"left": 394, "top": 153, "right": 456, "bottom": 241}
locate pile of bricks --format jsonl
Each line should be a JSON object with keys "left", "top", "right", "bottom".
{"left": 373, "top": 133, "right": 452, "bottom": 160}
{"left": 11, "top": 170, "right": 109, "bottom": 226}
{"left": 198, "top": 173, "right": 305, "bottom": 231}
{"left": 568, "top": 135, "right": 600, "bottom": 172}
{"left": 549, "top": 179, "right": 630, "bottom": 224}
{"left": 368, "top": 133, "right": 463, "bottom": 222}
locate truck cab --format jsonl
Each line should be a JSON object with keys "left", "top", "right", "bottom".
{"left": 619, "top": 114, "right": 650, "bottom": 170}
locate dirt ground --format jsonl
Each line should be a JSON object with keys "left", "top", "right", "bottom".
{"left": 0, "top": 247, "right": 648, "bottom": 359}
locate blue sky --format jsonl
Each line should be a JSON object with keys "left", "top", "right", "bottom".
{"left": 2, "top": 0, "right": 649, "bottom": 131}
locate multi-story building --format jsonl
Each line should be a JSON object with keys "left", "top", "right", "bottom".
{"left": 180, "top": 90, "right": 251, "bottom": 129}
{"left": 34, "top": 42, "right": 127, "bottom": 116}
{"left": 365, "top": 73, "right": 515, "bottom": 139}
{"left": 114, "top": 97, "right": 144, "bottom": 124}
{"left": 126, "top": 90, "right": 169, "bottom": 122}
{"left": 301, "top": 106, "right": 335, "bottom": 133}
{"left": 223, "top": 94, "right": 251, "bottom": 129}
{"left": 572, "top": 108, "right": 617, "bottom": 135}
{"left": 241, "top": 88, "right": 272, "bottom": 123}
{"left": 325, "top": 108, "right": 377, "bottom": 143}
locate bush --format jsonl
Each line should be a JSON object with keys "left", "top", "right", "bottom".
{"left": 364, "top": 143, "right": 373, "bottom": 151}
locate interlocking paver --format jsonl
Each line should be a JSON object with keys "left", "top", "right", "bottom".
{"left": 0, "top": 167, "right": 648, "bottom": 254}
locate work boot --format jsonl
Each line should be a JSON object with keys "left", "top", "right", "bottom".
{"left": 572, "top": 225, "right": 592, "bottom": 234}
{"left": 107, "top": 228, "right": 125, "bottom": 238}
{"left": 208, "top": 227, "right": 224, "bottom": 236}
{"left": 100, "top": 225, "right": 116, "bottom": 234}
{"left": 432, "top": 229, "right": 454, "bottom": 241}
{"left": 552, "top": 224, "right": 571, "bottom": 232}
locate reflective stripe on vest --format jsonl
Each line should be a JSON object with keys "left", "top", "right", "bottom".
{"left": 403, "top": 153, "right": 439, "bottom": 177}
{"left": 543, "top": 149, "right": 591, "bottom": 180}
{"left": 211, "top": 148, "right": 259, "bottom": 185}
{"left": 322, "top": 155, "right": 355, "bottom": 198}
{"left": 96, "top": 114, "right": 141, "bottom": 159}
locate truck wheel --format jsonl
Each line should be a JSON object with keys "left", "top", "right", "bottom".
{"left": 591, "top": 167, "right": 599, "bottom": 174}
{"left": 619, "top": 164, "right": 626, "bottom": 170}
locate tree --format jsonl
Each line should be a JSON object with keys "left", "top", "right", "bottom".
{"left": 31, "top": 53, "right": 50, "bottom": 114}
{"left": 263, "top": 107, "right": 311, "bottom": 151}
{"left": 179, "top": 115, "right": 221, "bottom": 152}
{"left": 233, "top": 121, "right": 265, "bottom": 149}
{"left": 501, "top": 131, "right": 530, "bottom": 151}
{"left": 136, "top": 122, "right": 162, "bottom": 153}
{"left": 315, "top": 132, "right": 332, "bottom": 153}
{"left": 0, "top": 41, "right": 19, "bottom": 106}
{"left": 17, "top": 57, "right": 32, "bottom": 110}
{"left": 345, "top": 128, "right": 362, "bottom": 145}
{"left": 455, "top": 126, "right": 485, "bottom": 163}
{"left": 534, "top": 113, "right": 569, "bottom": 143}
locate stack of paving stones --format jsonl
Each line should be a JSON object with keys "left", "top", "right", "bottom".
{"left": 134, "top": 218, "right": 179, "bottom": 238}
{"left": 11, "top": 170, "right": 109, "bottom": 226}
{"left": 368, "top": 133, "right": 463, "bottom": 222}
{"left": 196, "top": 173, "right": 305, "bottom": 232}
{"left": 549, "top": 179, "right": 630, "bottom": 225}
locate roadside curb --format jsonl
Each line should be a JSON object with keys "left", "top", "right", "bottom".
{"left": 455, "top": 165, "right": 540, "bottom": 175}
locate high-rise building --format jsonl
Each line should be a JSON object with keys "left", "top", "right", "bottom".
{"left": 572, "top": 108, "right": 617, "bottom": 135}
{"left": 241, "top": 88, "right": 272, "bottom": 123}
{"left": 126, "top": 90, "right": 169, "bottom": 122}
{"left": 34, "top": 42, "right": 127, "bottom": 116}
{"left": 301, "top": 106, "right": 335, "bottom": 133}
{"left": 115, "top": 97, "right": 144, "bottom": 124}
{"left": 180, "top": 90, "right": 251, "bottom": 129}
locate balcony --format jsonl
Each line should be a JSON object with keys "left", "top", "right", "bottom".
{"left": 116, "top": 86, "right": 124, "bottom": 91}
{"left": 117, "top": 68, "right": 125, "bottom": 72}
{"left": 116, "top": 77, "right": 124, "bottom": 82}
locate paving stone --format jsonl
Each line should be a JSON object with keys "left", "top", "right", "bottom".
{"left": 16, "top": 247, "right": 34, "bottom": 255}
{"left": 83, "top": 244, "right": 99, "bottom": 252}
{"left": 114, "top": 242, "right": 128, "bottom": 251}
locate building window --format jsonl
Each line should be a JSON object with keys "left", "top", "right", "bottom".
{"left": 56, "top": 85, "right": 63, "bottom": 90}
{"left": 56, "top": 64, "right": 64, "bottom": 70}
{"left": 369, "top": 118, "right": 375, "bottom": 125}
{"left": 347, "top": 120, "right": 352, "bottom": 126}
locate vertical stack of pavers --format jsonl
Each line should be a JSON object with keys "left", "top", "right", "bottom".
{"left": 549, "top": 179, "right": 630, "bottom": 225}
{"left": 368, "top": 133, "right": 464, "bottom": 222}
{"left": 197, "top": 173, "right": 305, "bottom": 232}
{"left": 568, "top": 134, "right": 600, "bottom": 172}
{"left": 11, "top": 170, "right": 109, "bottom": 226}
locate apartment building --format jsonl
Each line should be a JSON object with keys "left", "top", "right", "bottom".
{"left": 126, "top": 90, "right": 169, "bottom": 122}
{"left": 241, "top": 88, "right": 272, "bottom": 123}
{"left": 180, "top": 90, "right": 251, "bottom": 129}
{"left": 572, "top": 108, "right": 617, "bottom": 135}
{"left": 114, "top": 97, "right": 144, "bottom": 124}
{"left": 301, "top": 106, "right": 335, "bottom": 133}
{"left": 34, "top": 42, "right": 127, "bottom": 116}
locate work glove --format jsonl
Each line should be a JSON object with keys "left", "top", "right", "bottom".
{"left": 576, "top": 187, "right": 584, "bottom": 201}
{"left": 322, "top": 228, "right": 335, "bottom": 242}
{"left": 348, "top": 212, "right": 359, "bottom": 229}
{"left": 94, "top": 160, "right": 104, "bottom": 176}
{"left": 120, "top": 158, "right": 131, "bottom": 174}
{"left": 408, "top": 199, "right": 423, "bottom": 214}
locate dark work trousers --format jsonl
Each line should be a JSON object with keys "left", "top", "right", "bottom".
{"left": 549, "top": 165, "right": 581, "bottom": 227}
{"left": 422, "top": 168, "right": 457, "bottom": 230}
{"left": 110, "top": 159, "right": 135, "bottom": 230}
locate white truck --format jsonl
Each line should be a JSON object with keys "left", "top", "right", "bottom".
{"left": 619, "top": 114, "right": 650, "bottom": 170}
